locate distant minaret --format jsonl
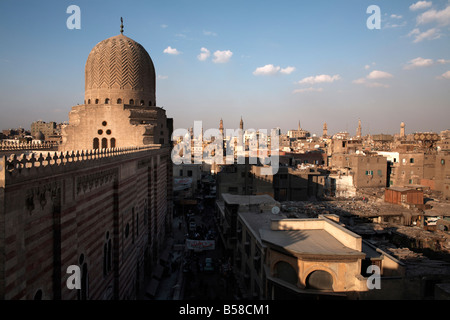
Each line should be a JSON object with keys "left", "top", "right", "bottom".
{"left": 219, "top": 118, "right": 224, "bottom": 137}
{"left": 357, "top": 119, "right": 362, "bottom": 138}
{"left": 323, "top": 122, "right": 328, "bottom": 138}
{"left": 240, "top": 117, "right": 244, "bottom": 131}
{"left": 400, "top": 122, "right": 406, "bottom": 138}
{"left": 298, "top": 121, "right": 301, "bottom": 131}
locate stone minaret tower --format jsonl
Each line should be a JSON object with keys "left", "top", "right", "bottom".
{"left": 219, "top": 118, "right": 224, "bottom": 137}
{"left": 323, "top": 122, "right": 328, "bottom": 138}
{"left": 400, "top": 122, "right": 406, "bottom": 138}
{"left": 356, "top": 119, "right": 362, "bottom": 138}
{"left": 240, "top": 117, "right": 244, "bottom": 131}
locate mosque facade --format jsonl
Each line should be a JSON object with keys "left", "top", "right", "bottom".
{"left": 0, "top": 26, "right": 173, "bottom": 299}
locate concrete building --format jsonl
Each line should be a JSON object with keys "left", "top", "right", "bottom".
{"left": 216, "top": 194, "right": 370, "bottom": 299}
{"left": 0, "top": 26, "right": 173, "bottom": 300}
{"left": 30, "top": 121, "right": 56, "bottom": 140}
{"left": 330, "top": 153, "right": 388, "bottom": 189}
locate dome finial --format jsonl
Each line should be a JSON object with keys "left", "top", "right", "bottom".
{"left": 120, "top": 17, "right": 124, "bottom": 34}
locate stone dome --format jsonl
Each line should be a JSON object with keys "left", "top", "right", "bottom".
{"left": 84, "top": 34, "right": 156, "bottom": 107}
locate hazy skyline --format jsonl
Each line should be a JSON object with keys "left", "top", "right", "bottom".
{"left": 0, "top": 0, "right": 449, "bottom": 137}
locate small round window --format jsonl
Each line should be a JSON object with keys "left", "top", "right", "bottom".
{"left": 102, "top": 121, "right": 107, "bottom": 127}
{"left": 98, "top": 129, "right": 103, "bottom": 135}
{"left": 106, "top": 130, "right": 112, "bottom": 135}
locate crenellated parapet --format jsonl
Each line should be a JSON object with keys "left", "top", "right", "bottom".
{"left": 0, "top": 145, "right": 164, "bottom": 184}
{"left": 0, "top": 141, "right": 58, "bottom": 151}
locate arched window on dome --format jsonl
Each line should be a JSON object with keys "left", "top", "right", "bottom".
{"left": 105, "top": 98, "right": 110, "bottom": 104}
{"left": 95, "top": 99, "right": 99, "bottom": 105}
{"left": 93, "top": 138, "right": 99, "bottom": 150}
{"left": 129, "top": 99, "right": 134, "bottom": 105}
{"left": 101, "top": 138, "right": 108, "bottom": 149}
{"left": 110, "top": 138, "right": 116, "bottom": 148}
{"left": 140, "top": 100, "right": 145, "bottom": 106}
{"left": 117, "top": 98, "right": 122, "bottom": 104}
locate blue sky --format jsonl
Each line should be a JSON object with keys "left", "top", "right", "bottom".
{"left": 0, "top": 0, "right": 449, "bottom": 136}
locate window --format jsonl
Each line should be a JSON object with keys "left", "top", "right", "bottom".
{"left": 34, "top": 290, "right": 43, "bottom": 300}
{"left": 129, "top": 99, "right": 134, "bottom": 105}
{"left": 88, "top": 99, "right": 91, "bottom": 104}
{"left": 366, "top": 170, "right": 373, "bottom": 176}
{"left": 306, "top": 270, "right": 333, "bottom": 291}
{"left": 110, "top": 138, "right": 116, "bottom": 148}
{"left": 78, "top": 254, "right": 89, "bottom": 300}
{"left": 117, "top": 98, "right": 122, "bottom": 104}
{"left": 442, "top": 159, "right": 445, "bottom": 165}
{"left": 102, "top": 121, "right": 107, "bottom": 127}
{"left": 136, "top": 212, "right": 139, "bottom": 237}
{"left": 140, "top": 100, "right": 145, "bottom": 106}
{"left": 101, "top": 138, "right": 108, "bottom": 149}
{"left": 149, "top": 101, "right": 152, "bottom": 106}
{"left": 125, "top": 223, "right": 130, "bottom": 238}
{"left": 98, "top": 129, "right": 103, "bottom": 135}
{"left": 103, "top": 232, "right": 112, "bottom": 277}
{"left": 93, "top": 138, "right": 99, "bottom": 150}
{"left": 187, "top": 170, "right": 193, "bottom": 177}
{"left": 95, "top": 99, "right": 99, "bottom": 104}
{"left": 105, "top": 98, "right": 110, "bottom": 104}
{"left": 245, "top": 231, "right": 251, "bottom": 256}
{"left": 377, "top": 170, "right": 382, "bottom": 176}
{"left": 274, "top": 261, "right": 298, "bottom": 286}
{"left": 179, "top": 169, "right": 183, "bottom": 176}
{"left": 410, "top": 158, "right": 415, "bottom": 164}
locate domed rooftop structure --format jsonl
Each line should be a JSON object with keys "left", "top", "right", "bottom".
{"left": 84, "top": 30, "right": 156, "bottom": 107}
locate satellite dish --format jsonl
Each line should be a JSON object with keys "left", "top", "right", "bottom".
{"left": 272, "top": 206, "right": 280, "bottom": 215}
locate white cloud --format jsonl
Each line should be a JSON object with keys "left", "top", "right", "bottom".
{"left": 160, "top": 24, "right": 168, "bottom": 29}
{"left": 253, "top": 65, "right": 295, "bottom": 76}
{"left": 353, "top": 78, "right": 367, "bottom": 85}
{"left": 439, "top": 70, "right": 450, "bottom": 79}
{"left": 366, "top": 70, "right": 394, "bottom": 80}
{"left": 293, "top": 87, "right": 324, "bottom": 94}
{"left": 404, "top": 57, "right": 434, "bottom": 69}
{"left": 404, "top": 57, "right": 450, "bottom": 69}
{"left": 197, "top": 47, "right": 211, "bottom": 61}
{"left": 298, "top": 74, "right": 341, "bottom": 85}
{"left": 253, "top": 64, "right": 281, "bottom": 76}
{"left": 365, "top": 65, "right": 371, "bottom": 70}
{"left": 417, "top": 5, "right": 450, "bottom": 26}
{"left": 391, "top": 14, "right": 403, "bottom": 19}
{"left": 203, "top": 30, "right": 218, "bottom": 36}
{"left": 163, "top": 46, "right": 181, "bottom": 55}
{"left": 352, "top": 78, "right": 389, "bottom": 88}
{"left": 157, "top": 75, "right": 169, "bottom": 80}
{"left": 408, "top": 27, "right": 441, "bottom": 43}
{"left": 410, "top": 1, "right": 432, "bottom": 11}
{"left": 280, "top": 66, "right": 296, "bottom": 75}
{"left": 353, "top": 70, "right": 392, "bottom": 88}
{"left": 212, "top": 50, "right": 233, "bottom": 63}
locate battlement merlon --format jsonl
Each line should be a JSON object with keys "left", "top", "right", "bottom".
{"left": 0, "top": 145, "right": 169, "bottom": 185}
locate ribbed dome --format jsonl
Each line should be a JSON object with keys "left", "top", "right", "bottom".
{"left": 84, "top": 34, "right": 156, "bottom": 107}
